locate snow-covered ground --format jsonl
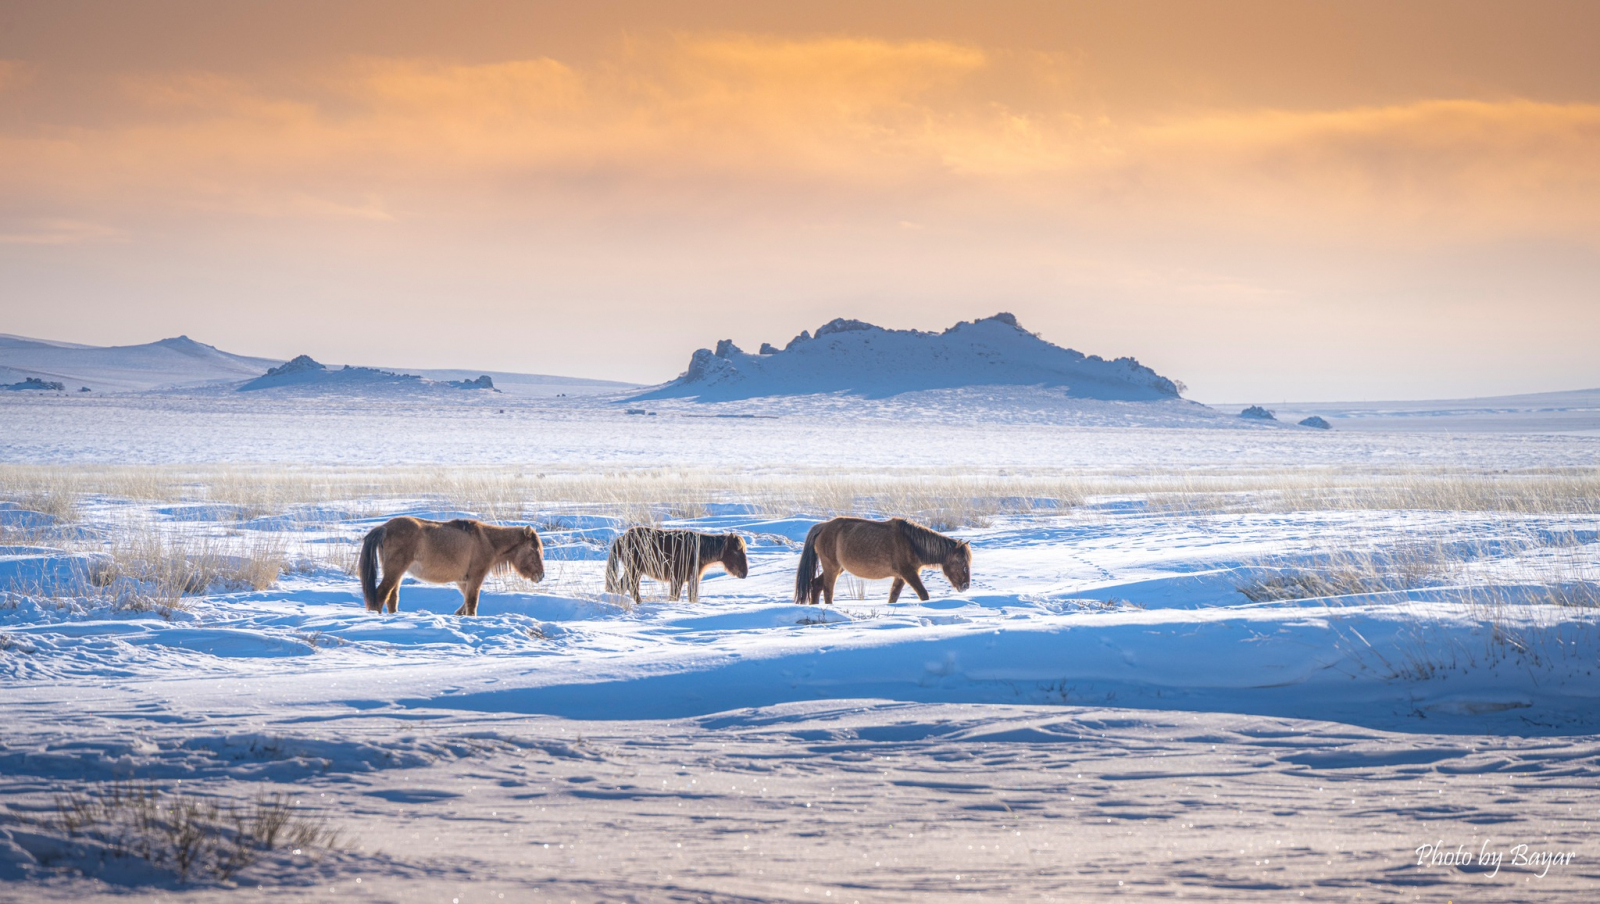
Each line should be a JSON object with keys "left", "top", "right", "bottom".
{"left": 1212, "top": 387, "right": 1600, "bottom": 436}
{"left": 6, "top": 389, "right": 1599, "bottom": 468}
{"left": 2, "top": 390, "right": 1598, "bottom": 899}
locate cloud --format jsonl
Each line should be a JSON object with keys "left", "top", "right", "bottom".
{"left": 0, "top": 35, "right": 1596, "bottom": 247}
{"left": 1128, "top": 100, "right": 1600, "bottom": 238}
{"left": 0, "top": 218, "right": 124, "bottom": 244}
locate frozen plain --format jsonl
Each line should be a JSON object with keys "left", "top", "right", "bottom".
{"left": 2, "top": 388, "right": 1599, "bottom": 901}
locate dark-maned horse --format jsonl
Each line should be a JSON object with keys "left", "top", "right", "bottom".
{"left": 359, "top": 516, "right": 544, "bottom": 616}
{"left": 794, "top": 517, "right": 971, "bottom": 605}
{"left": 605, "top": 527, "right": 748, "bottom": 604}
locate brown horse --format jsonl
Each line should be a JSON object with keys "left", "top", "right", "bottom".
{"left": 359, "top": 517, "right": 544, "bottom": 616}
{"left": 794, "top": 517, "right": 971, "bottom": 605}
{"left": 604, "top": 527, "right": 748, "bottom": 604}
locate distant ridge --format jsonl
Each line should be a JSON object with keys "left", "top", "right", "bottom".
{"left": 632, "top": 313, "right": 1184, "bottom": 402}
{"left": 0, "top": 333, "right": 638, "bottom": 397}
{"left": 0, "top": 333, "right": 279, "bottom": 392}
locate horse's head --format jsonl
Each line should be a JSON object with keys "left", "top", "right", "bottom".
{"left": 722, "top": 533, "right": 749, "bottom": 579}
{"left": 941, "top": 541, "right": 972, "bottom": 592}
{"left": 512, "top": 527, "right": 546, "bottom": 583}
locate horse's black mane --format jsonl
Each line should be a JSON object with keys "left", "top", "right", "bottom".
{"left": 691, "top": 531, "right": 723, "bottom": 558}
{"left": 897, "top": 518, "right": 960, "bottom": 563}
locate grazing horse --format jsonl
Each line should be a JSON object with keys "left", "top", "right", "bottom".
{"left": 794, "top": 517, "right": 971, "bottom": 606}
{"left": 605, "top": 527, "right": 749, "bottom": 604}
{"left": 359, "top": 517, "right": 544, "bottom": 616}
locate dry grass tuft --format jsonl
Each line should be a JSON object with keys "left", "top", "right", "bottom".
{"left": 2, "top": 526, "right": 288, "bottom": 616}
{"left": 102, "top": 529, "right": 287, "bottom": 596}
{"left": 1240, "top": 536, "right": 1600, "bottom": 680}
{"left": 50, "top": 782, "right": 341, "bottom": 883}
{"left": 1236, "top": 544, "right": 1456, "bottom": 602}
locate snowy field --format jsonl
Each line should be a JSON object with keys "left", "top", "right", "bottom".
{"left": 2, "top": 391, "right": 1599, "bottom": 900}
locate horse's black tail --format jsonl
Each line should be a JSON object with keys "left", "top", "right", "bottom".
{"left": 793, "top": 523, "right": 823, "bottom": 604}
{"left": 359, "top": 524, "right": 385, "bottom": 610}
{"left": 603, "top": 534, "right": 625, "bottom": 595}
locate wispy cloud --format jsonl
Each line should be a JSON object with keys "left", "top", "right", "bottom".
{"left": 1, "top": 35, "right": 1594, "bottom": 252}
{"left": 0, "top": 218, "right": 125, "bottom": 245}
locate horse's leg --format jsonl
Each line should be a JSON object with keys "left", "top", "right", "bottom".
{"left": 629, "top": 569, "right": 642, "bottom": 605}
{"left": 821, "top": 566, "right": 839, "bottom": 606}
{"left": 376, "top": 557, "right": 405, "bottom": 614}
{"left": 453, "top": 575, "right": 485, "bottom": 617}
{"left": 376, "top": 544, "right": 412, "bottom": 614}
{"left": 900, "top": 569, "right": 932, "bottom": 602}
{"left": 811, "top": 548, "right": 835, "bottom": 605}
{"left": 889, "top": 577, "right": 906, "bottom": 604}
{"left": 669, "top": 577, "right": 683, "bottom": 601}
{"left": 688, "top": 569, "right": 700, "bottom": 604}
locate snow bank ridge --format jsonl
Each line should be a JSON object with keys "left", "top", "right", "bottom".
{"left": 633, "top": 312, "right": 1183, "bottom": 402}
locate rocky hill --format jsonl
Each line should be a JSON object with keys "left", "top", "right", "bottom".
{"left": 631, "top": 313, "right": 1183, "bottom": 402}
{"left": 238, "top": 355, "right": 497, "bottom": 392}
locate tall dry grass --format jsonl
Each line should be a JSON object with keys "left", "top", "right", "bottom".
{"left": 102, "top": 528, "right": 288, "bottom": 597}
{"left": 4, "top": 463, "right": 1596, "bottom": 526}
{"left": 1, "top": 513, "right": 288, "bottom": 615}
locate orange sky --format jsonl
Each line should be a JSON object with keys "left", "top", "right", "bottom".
{"left": 2, "top": 0, "right": 1598, "bottom": 399}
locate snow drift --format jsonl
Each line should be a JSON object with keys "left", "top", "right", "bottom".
{"left": 631, "top": 313, "right": 1184, "bottom": 402}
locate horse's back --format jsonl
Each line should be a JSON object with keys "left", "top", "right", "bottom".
{"left": 826, "top": 517, "right": 896, "bottom": 549}
{"left": 379, "top": 516, "right": 485, "bottom": 579}
{"left": 379, "top": 515, "right": 477, "bottom": 538}
{"left": 815, "top": 517, "right": 900, "bottom": 578}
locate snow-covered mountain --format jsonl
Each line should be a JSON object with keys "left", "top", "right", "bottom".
{"left": 0, "top": 334, "right": 636, "bottom": 397}
{"left": 0, "top": 334, "right": 279, "bottom": 392}
{"left": 631, "top": 313, "right": 1184, "bottom": 402}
